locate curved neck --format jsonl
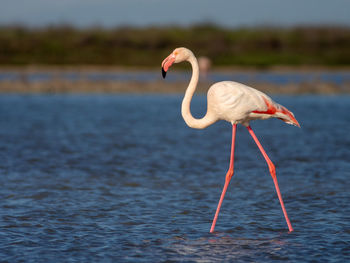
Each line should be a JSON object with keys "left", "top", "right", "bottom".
{"left": 181, "top": 55, "right": 216, "bottom": 129}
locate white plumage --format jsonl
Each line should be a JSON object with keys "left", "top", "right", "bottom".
{"left": 162, "top": 47, "right": 299, "bottom": 129}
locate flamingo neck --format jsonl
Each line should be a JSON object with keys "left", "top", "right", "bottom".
{"left": 181, "top": 55, "right": 216, "bottom": 129}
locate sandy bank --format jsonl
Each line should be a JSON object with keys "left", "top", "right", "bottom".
{"left": 0, "top": 80, "right": 348, "bottom": 94}
{"left": 0, "top": 67, "right": 349, "bottom": 94}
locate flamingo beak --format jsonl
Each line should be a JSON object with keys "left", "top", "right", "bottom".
{"left": 161, "top": 53, "right": 176, "bottom": 79}
{"left": 162, "top": 67, "right": 167, "bottom": 78}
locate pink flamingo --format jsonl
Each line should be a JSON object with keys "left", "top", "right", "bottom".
{"left": 162, "top": 47, "right": 299, "bottom": 233}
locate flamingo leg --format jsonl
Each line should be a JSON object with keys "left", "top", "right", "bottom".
{"left": 210, "top": 124, "right": 237, "bottom": 233}
{"left": 246, "top": 126, "right": 294, "bottom": 232}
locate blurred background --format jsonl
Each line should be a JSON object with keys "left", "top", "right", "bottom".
{"left": 1, "top": 1, "right": 350, "bottom": 262}
{"left": 0, "top": 0, "right": 350, "bottom": 93}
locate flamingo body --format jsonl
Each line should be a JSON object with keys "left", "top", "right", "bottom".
{"left": 161, "top": 47, "right": 299, "bottom": 233}
{"left": 206, "top": 81, "right": 299, "bottom": 127}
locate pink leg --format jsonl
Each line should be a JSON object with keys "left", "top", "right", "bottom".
{"left": 210, "top": 124, "right": 237, "bottom": 233}
{"left": 247, "top": 126, "right": 294, "bottom": 232}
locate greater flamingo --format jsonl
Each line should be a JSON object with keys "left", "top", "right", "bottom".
{"left": 161, "top": 47, "right": 300, "bottom": 233}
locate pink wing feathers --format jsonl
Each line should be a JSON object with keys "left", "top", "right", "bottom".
{"left": 253, "top": 96, "right": 300, "bottom": 127}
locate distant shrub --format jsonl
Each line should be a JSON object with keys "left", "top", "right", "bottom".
{"left": 0, "top": 25, "right": 349, "bottom": 67}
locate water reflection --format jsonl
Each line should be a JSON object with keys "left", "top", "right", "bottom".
{"left": 168, "top": 232, "right": 292, "bottom": 262}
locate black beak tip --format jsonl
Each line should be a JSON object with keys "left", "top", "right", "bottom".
{"left": 162, "top": 68, "right": 167, "bottom": 79}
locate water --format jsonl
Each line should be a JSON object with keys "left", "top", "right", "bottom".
{"left": 0, "top": 94, "right": 349, "bottom": 262}
{"left": 1, "top": 70, "right": 350, "bottom": 85}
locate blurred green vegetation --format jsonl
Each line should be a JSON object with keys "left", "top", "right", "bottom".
{"left": 0, "top": 24, "right": 350, "bottom": 67}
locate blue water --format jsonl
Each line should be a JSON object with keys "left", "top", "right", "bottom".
{"left": 1, "top": 70, "right": 350, "bottom": 85}
{"left": 0, "top": 94, "right": 349, "bottom": 262}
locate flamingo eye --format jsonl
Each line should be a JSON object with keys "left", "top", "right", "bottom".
{"left": 174, "top": 51, "right": 178, "bottom": 56}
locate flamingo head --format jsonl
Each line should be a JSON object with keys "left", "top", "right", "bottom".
{"left": 161, "top": 47, "right": 193, "bottom": 78}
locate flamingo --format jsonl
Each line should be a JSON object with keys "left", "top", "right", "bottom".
{"left": 161, "top": 47, "right": 300, "bottom": 233}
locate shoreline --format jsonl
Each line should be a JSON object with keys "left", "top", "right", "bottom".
{"left": 1, "top": 65, "right": 350, "bottom": 72}
{"left": 0, "top": 67, "right": 349, "bottom": 94}
{"left": 0, "top": 80, "right": 348, "bottom": 95}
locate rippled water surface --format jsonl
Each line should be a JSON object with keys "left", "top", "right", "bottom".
{"left": 0, "top": 95, "right": 349, "bottom": 262}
